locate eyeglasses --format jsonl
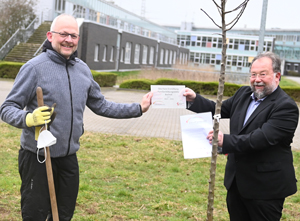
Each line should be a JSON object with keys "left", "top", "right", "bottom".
{"left": 51, "top": 31, "right": 80, "bottom": 39}
{"left": 249, "top": 73, "right": 268, "bottom": 79}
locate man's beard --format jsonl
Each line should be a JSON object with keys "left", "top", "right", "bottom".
{"left": 251, "top": 79, "right": 276, "bottom": 99}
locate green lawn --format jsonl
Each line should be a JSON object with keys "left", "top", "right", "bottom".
{"left": 0, "top": 123, "right": 299, "bottom": 220}
{"left": 280, "top": 76, "right": 300, "bottom": 87}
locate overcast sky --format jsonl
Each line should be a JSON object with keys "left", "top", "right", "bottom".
{"left": 112, "top": 0, "right": 300, "bottom": 30}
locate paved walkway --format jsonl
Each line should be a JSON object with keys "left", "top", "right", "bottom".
{"left": 1, "top": 78, "right": 299, "bottom": 150}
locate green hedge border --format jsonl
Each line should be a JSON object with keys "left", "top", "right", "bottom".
{"left": 0, "top": 61, "right": 117, "bottom": 87}
{"left": 119, "top": 78, "right": 300, "bottom": 102}
{"left": 2, "top": 62, "right": 300, "bottom": 102}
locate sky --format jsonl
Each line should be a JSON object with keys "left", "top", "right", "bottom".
{"left": 112, "top": 0, "right": 300, "bottom": 30}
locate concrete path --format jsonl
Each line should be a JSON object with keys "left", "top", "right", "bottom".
{"left": 1, "top": 79, "right": 299, "bottom": 151}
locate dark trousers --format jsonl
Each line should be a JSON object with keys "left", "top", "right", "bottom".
{"left": 226, "top": 179, "right": 285, "bottom": 221}
{"left": 18, "top": 147, "right": 79, "bottom": 221}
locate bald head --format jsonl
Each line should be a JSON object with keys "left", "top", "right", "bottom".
{"left": 47, "top": 14, "right": 80, "bottom": 59}
{"left": 50, "top": 14, "right": 79, "bottom": 33}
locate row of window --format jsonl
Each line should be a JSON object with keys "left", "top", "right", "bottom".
{"left": 286, "top": 63, "right": 299, "bottom": 72}
{"left": 121, "top": 43, "right": 155, "bottom": 64}
{"left": 272, "top": 35, "right": 300, "bottom": 42}
{"left": 190, "top": 52, "right": 252, "bottom": 68}
{"left": 72, "top": 3, "right": 176, "bottom": 44}
{"left": 94, "top": 43, "right": 188, "bottom": 65}
{"left": 178, "top": 35, "right": 273, "bottom": 52}
{"left": 274, "top": 47, "right": 300, "bottom": 60}
{"left": 94, "top": 45, "right": 114, "bottom": 62}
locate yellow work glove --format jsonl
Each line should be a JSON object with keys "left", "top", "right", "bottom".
{"left": 26, "top": 106, "right": 52, "bottom": 127}
{"left": 34, "top": 104, "right": 56, "bottom": 140}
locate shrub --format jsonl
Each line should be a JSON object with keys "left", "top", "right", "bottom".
{"left": 154, "top": 78, "right": 182, "bottom": 85}
{"left": 119, "top": 79, "right": 154, "bottom": 90}
{"left": 0, "top": 62, "right": 24, "bottom": 78}
{"left": 120, "top": 78, "right": 242, "bottom": 97}
{"left": 281, "top": 86, "right": 300, "bottom": 102}
{"left": 287, "top": 71, "right": 300, "bottom": 77}
{"left": 91, "top": 70, "right": 117, "bottom": 87}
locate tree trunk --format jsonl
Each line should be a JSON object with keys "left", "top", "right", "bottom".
{"left": 206, "top": 1, "right": 227, "bottom": 220}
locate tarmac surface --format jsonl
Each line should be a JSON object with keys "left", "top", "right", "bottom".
{"left": 0, "top": 78, "right": 299, "bottom": 151}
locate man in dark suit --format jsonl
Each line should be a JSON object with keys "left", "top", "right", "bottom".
{"left": 183, "top": 52, "right": 298, "bottom": 221}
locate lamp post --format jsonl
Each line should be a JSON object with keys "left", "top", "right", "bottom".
{"left": 257, "top": 0, "right": 268, "bottom": 55}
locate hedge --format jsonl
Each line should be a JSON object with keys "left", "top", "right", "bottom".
{"left": 119, "top": 78, "right": 300, "bottom": 102}
{"left": 0, "top": 62, "right": 24, "bottom": 79}
{"left": 0, "top": 61, "right": 117, "bottom": 87}
{"left": 2, "top": 61, "right": 300, "bottom": 102}
{"left": 91, "top": 70, "right": 117, "bottom": 87}
{"left": 119, "top": 78, "right": 154, "bottom": 91}
{"left": 119, "top": 78, "right": 241, "bottom": 97}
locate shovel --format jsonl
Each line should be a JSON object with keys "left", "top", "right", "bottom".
{"left": 36, "top": 87, "right": 59, "bottom": 221}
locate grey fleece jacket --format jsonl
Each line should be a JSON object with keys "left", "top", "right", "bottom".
{"left": 0, "top": 50, "right": 142, "bottom": 157}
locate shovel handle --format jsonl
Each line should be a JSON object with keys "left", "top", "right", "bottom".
{"left": 36, "top": 87, "right": 59, "bottom": 221}
{"left": 36, "top": 87, "right": 44, "bottom": 107}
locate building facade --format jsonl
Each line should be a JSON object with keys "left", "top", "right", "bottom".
{"left": 33, "top": 0, "right": 189, "bottom": 71}
{"left": 167, "top": 22, "right": 300, "bottom": 75}
{"left": 177, "top": 30, "right": 274, "bottom": 74}
{"left": 77, "top": 20, "right": 189, "bottom": 71}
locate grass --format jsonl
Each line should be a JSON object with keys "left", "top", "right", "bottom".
{"left": 0, "top": 123, "right": 300, "bottom": 220}
{"left": 111, "top": 71, "right": 141, "bottom": 77}
{"left": 280, "top": 76, "right": 300, "bottom": 87}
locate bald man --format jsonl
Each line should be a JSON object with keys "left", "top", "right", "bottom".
{"left": 0, "top": 14, "right": 152, "bottom": 220}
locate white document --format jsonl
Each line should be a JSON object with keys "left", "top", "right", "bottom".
{"left": 151, "top": 85, "right": 186, "bottom": 108}
{"left": 180, "top": 112, "right": 213, "bottom": 159}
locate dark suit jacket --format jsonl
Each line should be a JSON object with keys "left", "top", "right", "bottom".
{"left": 189, "top": 86, "right": 298, "bottom": 200}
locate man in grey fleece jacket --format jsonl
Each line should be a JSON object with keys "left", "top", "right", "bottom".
{"left": 0, "top": 14, "right": 152, "bottom": 221}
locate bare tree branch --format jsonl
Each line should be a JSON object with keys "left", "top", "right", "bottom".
{"left": 212, "top": 0, "right": 222, "bottom": 16}
{"left": 225, "top": 0, "right": 249, "bottom": 14}
{"left": 212, "top": 0, "right": 221, "bottom": 9}
{"left": 225, "top": 3, "right": 246, "bottom": 27}
{"left": 200, "top": 8, "right": 222, "bottom": 29}
{"left": 225, "top": 2, "right": 248, "bottom": 31}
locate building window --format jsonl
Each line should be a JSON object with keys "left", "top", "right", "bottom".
{"left": 120, "top": 48, "right": 124, "bottom": 62}
{"left": 286, "top": 63, "right": 291, "bottom": 71}
{"left": 294, "top": 64, "right": 298, "bottom": 72}
{"left": 165, "top": 50, "right": 169, "bottom": 64}
{"left": 142, "top": 45, "right": 148, "bottom": 64}
{"left": 94, "top": 44, "right": 99, "bottom": 62}
{"left": 102, "top": 45, "right": 107, "bottom": 62}
{"left": 149, "top": 47, "right": 154, "bottom": 64}
{"left": 55, "top": 0, "right": 65, "bottom": 12}
{"left": 160, "top": 49, "right": 164, "bottom": 64}
{"left": 245, "top": 40, "right": 250, "bottom": 51}
{"left": 169, "top": 51, "right": 173, "bottom": 64}
{"left": 125, "top": 42, "right": 131, "bottom": 64}
{"left": 110, "top": 46, "right": 114, "bottom": 62}
{"left": 173, "top": 51, "right": 177, "bottom": 64}
{"left": 134, "top": 44, "right": 140, "bottom": 64}
{"left": 286, "top": 36, "right": 294, "bottom": 42}
{"left": 179, "top": 52, "right": 183, "bottom": 64}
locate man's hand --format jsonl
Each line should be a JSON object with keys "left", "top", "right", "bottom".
{"left": 183, "top": 88, "right": 196, "bottom": 102}
{"left": 26, "top": 106, "right": 53, "bottom": 127}
{"left": 207, "top": 130, "right": 224, "bottom": 147}
{"left": 140, "top": 92, "right": 153, "bottom": 113}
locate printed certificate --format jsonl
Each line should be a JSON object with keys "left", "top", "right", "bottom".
{"left": 180, "top": 112, "right": 213, "bottom": 159}
{"left": 151, "top": 85, "right": 186, "bottom": 108}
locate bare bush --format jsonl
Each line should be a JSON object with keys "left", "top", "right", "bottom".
{"left": 0, "top": 0, "right": 36, "bottom": 47}
{"left": 116, "top": 65, "right": 249, "bottom": 85}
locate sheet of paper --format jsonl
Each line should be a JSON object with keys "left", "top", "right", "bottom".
{"left": 151, "top": 85, "right": 186, "bottom": 108}
{"left": 180, "top": 112, "right": 213, "bottom": 159}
